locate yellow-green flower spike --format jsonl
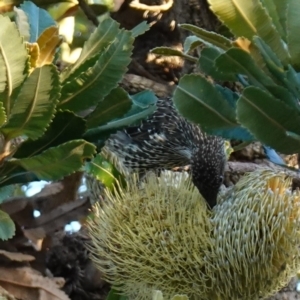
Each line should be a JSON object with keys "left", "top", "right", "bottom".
{"left": 87, "top": 173, "right": 213, "bottom": 300}
{"left": 210, "top": 169, "right": 300, "bottom": 299}
{"left": 87, "top": 169, "right": 300, "bottom": 300}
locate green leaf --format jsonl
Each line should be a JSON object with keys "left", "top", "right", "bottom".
{"left": 237, "top": 87, "right": 300, "bottom": 154}
{"left": 2, "top": 65, "right": 60, "bottom": 140}
{"left": 13, "top": 140, "right": 96, "bottom": 181}
{"left": 0, "top": 15, "right": 28, "bottom": 115}
{"left": 208, "top": 0, "right": 289, "bottom": 63}
{"left": 260, "top": 0, "right": 286, "bottom": 40}
{"left": 253, "top": 37, "right": 300, "bottom": 103}
{"left": 0, "top": 164, "right": 38, "bottom": 187}
{"left": 59, "top": 29, "right": 133, "bottom": 112}
{"left": 87, "top": 87, "right": 132, "bottom": 128}
{"left": 106, "top": 289, "right": 128, "bottom": 300}
{"left": 180, "top": 24, "right": 232, "bottom": 50}
{"left": 84, "top": 101, "right": 156, "bottom": 145}
{"left": 85, "top": 154, "right": 126, "bottom": 191}
{"left": 14, "top": 6, "right": 31, "bottom": 41}
{"left": 173, "top": 74, "right": 237, "bottom": 129}
{"left": 199, "top": 47, "right": 236, "bottom": 81}
{"left": 183, "top": 36, "right": 203, "bottom": 53}
{"left": 273, "top": 0, "right": 288, "bottom": 38}
{"left": 0, "top": 185, "right": 15, "bottom": 204}
{"left": 215, "top": 48, "right": 275, "bottom": 89}
{"left": 131, "top": 21, "right": 150, "bottom": 38}
{"left": 130, "top": 90, "right": 158, "bottom": 107}
{"left": 0, "top": 102, "right": 7, "bottom": 126}
{"left": 61, "top": 17, "right": 121, "bottom": 83}
{"left": 151, "top": 47, "right": 197, "bottom": 63}
{"left": 14, "top": 111, "right": 86, "bottom": 159}
{"left": 20, "top": 1, "right": 56, "bottom": 43}
{"left": 0, "top": 210, "right": 15, "bottom": 241}
{"left": 286, "top": 0, "right": 300, "bottom": 70}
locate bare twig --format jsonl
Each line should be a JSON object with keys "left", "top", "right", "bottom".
{"left": 78, "top": 0, "right": 99, "bottom": 27}
{"left": 129, "top": 0, "right": 174, "bottom": 12}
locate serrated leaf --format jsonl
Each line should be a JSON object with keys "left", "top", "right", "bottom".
{"left": 131, "top": 21, "right": 150, "bottom": 38}
{"left": 0, "top": 102, "right": 7, "bottom": 126}
{"left": 61, "top": 17, "right": 121, "bottom": 83}
{"left": 151, "top": 47, "right": 197, "bottom": 62}
{"left": 273, "top": 0, "right": 288, "bottom": 38}
{"left": 59, "top": 29, "right": 133, "bottom": 112}
{"left": 21, "top": 1, "right": 56, "bottom": 43}
{"left": 0, "top": 210, "right": 15, "bottom": 240}
{"left": 0, "top": 185, "right": 15, "bottom": 204}
{"left": 253, "top": 36, "right": 300, "bottom": 103}
{"left": 13, "top": 140, "right": 96, "bottom": 181}
{"left": 36, "top": 26, "right": 62, "bottom": 67}
{"left": 208, "top": 0, "right": 289, "bottom": 63}
{"left": 0, "top": 15, "right": 28, "bottom": 115}
{"left": 26, "top": 42, "right": 40, "bottom": 70}
{"left": 87, "top": 87, "right": 132, "bottom": 128}
{"left": 237, "top": 87, "right": 300, "bottom": 154}
{"left": 14, "top": 6, "right": 30, "bottom": 41}
{"left": 286, "top": 0, "right": 300, "bottom": 70}
{"left": 260, "top": 0, "right": 286, "bottom": 41}
{"left": 84, "top": 101, "right": 156, "bottom": 145}
{"left": 183, "top": 36, "right": 203, "bottom": 53}
{"left": 215, "top": 48, "right": 276, "bottom": 89}
{"left": 173, "top": 74, "right": 237, "bottom": 129}
{"left": 2, "top": 65, "right": 60, "bottom": 140}
{"left": 85, "top": 154, "right": 126, "bottom": 191}
{"left": 199, "top": 47, "right": 236, "bottom": 81}
{"left": 14, "top": 110, "right": 86, "bottom": 159}
{"left": 130, "top": 90, "right": 158, "bottom": 107}
{"left": 207, "top": 126, "right": 254, "bottom": 141}
{"left": 180, "top": 24, "right": 232, "bottom": 50}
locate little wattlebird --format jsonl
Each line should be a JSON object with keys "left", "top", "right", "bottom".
{"left": 102, "top": 97, "right": 226, "bottom": 208}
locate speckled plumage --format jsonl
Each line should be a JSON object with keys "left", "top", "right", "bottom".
{"left": 102, "top": 97, "right": 226, "bottom": 208}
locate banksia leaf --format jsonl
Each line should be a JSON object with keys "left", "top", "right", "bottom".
{"left": 260, "top": 0, "right": 286, "bottom": 40}
{"left": 237, "top": 87, "right": 300, "bottom": 154}
{"left": 59, "top": 29, "right": 133, "bottom": 112}
{"left": 180, "top": 24, "right": 232, "bottom": 50}
{"left": 86, "top": 87, "right": 132, "bottom": 129}
{"left": 61, "top": 17, "right": 121, "bottom": 83}
{"left": 13, "top": 140, "right": 96, "bottom": 181}
{"left": 20, "top": 1, "right": 56, "bottom": 43}
{"left": 208, "top": 0, "right": 289, "bottom": 63}
{"left": 286, "top": 0, "right": 300, "bottom": 70}
{"left": 2, "top": 65, "right": 60, "bottom": 140}
{"left": 0, "top": 15, "right": 28, "bottom": 115}
{"left": 173, "top": 74, "right": 236, "bottom": 129}
{"left": 14, "top": 111, "right": 86, "bottom": 158}
{"left": 0, "top": 210, "right": 15, "bottom": 241}
{"left": 26, "top": 42, "right": 40, "bottom": 71}
{"left": 14, "top": 6, "right": 30, "bottom": 41}
{"left": 36, "top": 26, "right": 62, "bottom": 67}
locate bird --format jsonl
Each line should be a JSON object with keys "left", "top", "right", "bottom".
{"left": 102, "top": 97, "right": 226, "bottom": 208}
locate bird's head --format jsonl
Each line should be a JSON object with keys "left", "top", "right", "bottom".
{"left": 191, "top": 136, "right": 226, "bottom": 208}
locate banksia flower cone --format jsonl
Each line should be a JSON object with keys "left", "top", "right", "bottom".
{"left": 87, "top": 169, "right": 300, "bottom": 300}
{"left": 88, "top": 173, "right": 214, "bottom": 299}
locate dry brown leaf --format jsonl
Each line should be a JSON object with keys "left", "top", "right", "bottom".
{"left": 0, "top": 285, "right": 16, "bottom": 300}
{"left": 37, "top": 26, "right": 62, "bottom": 67}
{"left": 0, "top": 250, "right": 35, "bottom": 262}
{"left": 0, "top": 267, "right": 69, "bottom": 300}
